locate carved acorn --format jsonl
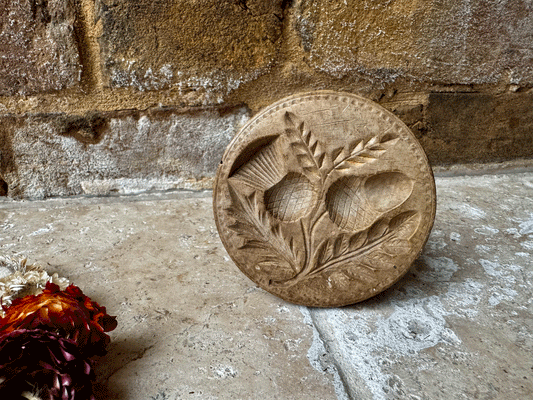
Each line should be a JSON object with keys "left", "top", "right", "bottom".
{"left": 325, "top": 172, "right": 414, "bottom": 231}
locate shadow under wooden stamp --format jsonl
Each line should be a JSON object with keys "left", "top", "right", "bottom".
{"left": 213, "top": 91, "right": 436, "bottom": 307}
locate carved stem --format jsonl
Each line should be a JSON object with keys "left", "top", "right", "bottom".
{"left": 310, "top": 209, "right": 328, "bottom": 240}
{"left": 297, "top": 199, "right": 328, "bottom": 276}
{"left": 300, "top": 218, "right": 310, "bottom": 273}
{"left": 309, "top": 233, "right": 394, "bottom": 277}
{"left": 251, "top": 225, "right": 300, "bottom": 274}
{"left": 270, "top": 231, "right": 396, "bottom": 288}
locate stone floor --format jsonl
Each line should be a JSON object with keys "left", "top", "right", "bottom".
{"left": 0, "top": 168, "right": 532, "bottom": 400}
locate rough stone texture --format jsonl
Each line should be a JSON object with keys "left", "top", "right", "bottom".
{"left": 295, "top": 0, "right": 533, "bottom": 85}
{"left": 3, "top": 91, "right": 533, "bottom": 199}
{"left": 0, "top": 0, "right": 81, "bottom": 96}
{"left": 0, "top": 194, "right": 337, "bottom": 399}
{"left": 308, "top": 172, "right": 533, "bottom": 399}
{"left": 421, "top": 92, "right": 533, "bottom": 165}
{"left": 0, "top": 169, "right": 532, "bottom": 399}
{"left": 96, "top": 0, "right": 284, "bottom": 101}
{"left": 0, "top": 108, "right": 249, "bottom": 199}
{"left": 0, "top": 0, "right": 532, "bottom": 199}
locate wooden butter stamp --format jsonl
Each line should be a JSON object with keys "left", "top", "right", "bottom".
{"left": 214, "top": 91, "right": 436, "bottom": 307}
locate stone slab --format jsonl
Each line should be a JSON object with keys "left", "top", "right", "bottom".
{"left": 307, "top": 172, "right": 533, "bottom": 399}
{"left": 96, "top": 0, "right": 284, "bottom": 101}
{"left": 0, "top": 193, "right": 337, "bottom": 400}
{"left": 0, "top": 169, "right": 533, "bottom": 399}
{"left": 294, "top": 0, "right": 533, "bottom": 85}
{"left": 0, "top": 108, "right": 249, "bottom": 199}
{"left": 0, "top": 0, "right": 81, "bottom": 96}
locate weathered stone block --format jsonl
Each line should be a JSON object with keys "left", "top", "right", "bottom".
{"left": 96, "top": 0, "right": 284, "bottom": 100}
{"left": 0, "top": 108, "right": 249, "bottom": 199}
{"left": 294, "top": 0, "right": 533, "bottom": 86}
{"left": 0, "top": 0, "right": 81, "bottom": 96}
{"left": 421, "top": 92, "right": 533, "bottom": 164}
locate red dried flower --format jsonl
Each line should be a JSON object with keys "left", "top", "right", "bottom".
{"left": 0, "top": 282, "right": 117, "bottom": 356}
{"left": 0, "top": 329, "right": 95, "bottom": 400}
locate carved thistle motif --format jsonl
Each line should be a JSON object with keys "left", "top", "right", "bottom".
{"left": 213, "top": 92, "right": 436, "bottom": 307}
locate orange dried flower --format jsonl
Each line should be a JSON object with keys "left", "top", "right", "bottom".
{"left": 0, "top": 282, "right": 117, "bottom": 356}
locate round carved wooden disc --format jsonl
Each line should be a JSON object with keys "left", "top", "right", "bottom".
{"left": 213, "top": 91, "right": 436, "bottom": 307}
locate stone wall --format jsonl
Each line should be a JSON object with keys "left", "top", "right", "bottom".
{"left": 1, "top": 0, "right": 532, "bottom": 199}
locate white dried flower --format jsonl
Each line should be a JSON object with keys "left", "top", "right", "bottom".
{"left": 0, "top": 256, "right": 69, "bottom": 313}
{"left": 21, "top": 389, "right": 43, "bottom": 400}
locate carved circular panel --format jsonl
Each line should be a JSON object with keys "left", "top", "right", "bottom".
{"left": 213, "top": 91, "right": 436, "bottom": 307}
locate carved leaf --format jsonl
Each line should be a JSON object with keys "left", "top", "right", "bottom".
{"left": 314, "top": 229, "right": 367, "bottom": 269}
{"left": 331, "top": 147, "right": 346, "bottom": 164}
{"left": 333, "top": 235, "right": 345, "bottom": 257}
{"left": 296, "top": 154, "right": 316, "bottom": 168}
{"left": 239, "top": 239, "right": 271, "bottom": 251}
{"left": 226, "top": 189, "right": 258, "bottom": 233}
{"left": 381, "top": 133, "right": 399, "bottom": 144}
{"left": 317, "top": 152, "right": 326, "bottom": 169}
{"left": 292, "top": 142, "right": 309, "bottom": 155}
{"left": 270, "top": 222, "right": 301, "bottom": 269}
{"left": 349, "top": 230, "right": 367, "bottom": 250}
{"left": 306, "top": 208, "right": 421, "bottom": 281}
{"left": 330, "top": 236, "right": 343, "bottom": 258}
{"left": 343, "top": 149, "right": 386, "bottom": 165}
{"left": 284, "top": 111, "right": 298, "bottom": 127}
{"left": 333, "top": 134, "right": 399, "bottom": 172}
{"left": 367, "top": 136, "right": 379, "bottom": 146}
{"left": 225, "top": 182, "right": 300, "bottom": 273}
{"left": 366, "top": 218, "right": 390, "bottom": 242}
{"left": 283, "top": 112, "right": 325, "bottom": 180}
{"left": 316, "top": 238, "right": 334, "bottom": 265}
{"left": 309, "top": 139, "right": 319, "bottom": 153}
{"left": 362, "top": 251, "right": 397, "bottom": 270}
{"left": 350, "top": 140, "right": 364, "bottom": 154}
{"left": 227, "top": 183, "right": 245, "bottom": 212}
{"left": 382, "top": 238, "right": 411, "bottom": 256}
{"left": 256, "top": 259, "right": 296, "bottom": 280}
{"left": 335, "top": 163, "right": 356, "bottom": 171}
{"left": 389, "top": 210, "right": 420, "bottom": 239}
{"left": 259, "top": 255, "right": 284, "bottom": 264}
{"left": 228, "top": 220, "right": 256, "bottom": 235}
